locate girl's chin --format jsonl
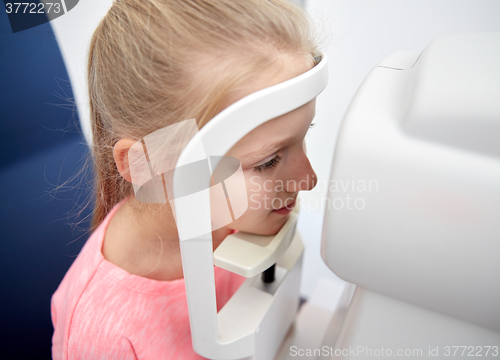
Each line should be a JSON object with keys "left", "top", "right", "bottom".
{"left": 253, "top": 214, "right": 290, "bottom": 236}
{"left": 228, "top": 212, "right": 290, "bottom": 236}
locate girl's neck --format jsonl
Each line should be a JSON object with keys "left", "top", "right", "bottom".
{"left": 102, "top": 196, "right": 231, "bottom": 281}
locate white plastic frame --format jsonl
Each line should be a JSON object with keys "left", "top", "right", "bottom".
{"left": 173, "top": 52, "right": 328, "bottom": 359}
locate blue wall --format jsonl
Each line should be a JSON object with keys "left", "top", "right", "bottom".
{"left": 0, "top": 9, "right": 93, "bottom": 359}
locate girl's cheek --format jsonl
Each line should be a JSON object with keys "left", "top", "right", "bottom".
{"left": 246, "top": 173, "right": 263, "bottom": 193}
{"left": 248, "top": 193, "right": 263, "bottom": 212}
{"left": 245, "top": 174, "right": 262, "bottom": 200}
{"left": 244, "top": 172, "right": 280, "bottom": 215}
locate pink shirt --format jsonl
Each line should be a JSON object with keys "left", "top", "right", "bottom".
{"left": 51, "top": 198, "right": 245, "bottom": 360}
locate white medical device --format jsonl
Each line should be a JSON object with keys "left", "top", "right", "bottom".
{"left": 174, "top": 32, "right": 500, "bottom": 360}
{"left": 173, "top": 52, "right": 328, "bottom": 360}
{"left": 321, "top": 33, "right": 500, "bottom": 357}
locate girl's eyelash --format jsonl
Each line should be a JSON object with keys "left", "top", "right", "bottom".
{"left": 254, "top": 154, "right": 282, "bottom": 173}
{"left": 307, "top": 123, "right": 315, "bottom": 135}
{"left": 253, "top": 124, "right": 313, "bottom": 173}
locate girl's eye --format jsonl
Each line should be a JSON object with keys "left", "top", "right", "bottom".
{"left": 253, "top": 154, "right": 282, "bottom": 173}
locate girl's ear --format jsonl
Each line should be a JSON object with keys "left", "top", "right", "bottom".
{"left": 113, "top": 138, "right": 137, "bottom": 183}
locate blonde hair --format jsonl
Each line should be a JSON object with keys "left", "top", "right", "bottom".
{"left": 88, "top": 0, "right": 321, "bottom": 230}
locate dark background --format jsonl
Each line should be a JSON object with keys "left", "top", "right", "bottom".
{"left": 0, "top": 8, "right": 93, "bottom": 359}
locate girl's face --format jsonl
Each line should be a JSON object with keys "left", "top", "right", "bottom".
{"left": 221, "top": 56, "right": 318, "bottom": 236}
{"left": 224, "top": 99, "right": 317, "bottom": 236}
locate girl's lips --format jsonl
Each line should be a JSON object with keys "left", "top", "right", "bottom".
{"left": 272, "top": 199, "right": 296, "bottom": 215}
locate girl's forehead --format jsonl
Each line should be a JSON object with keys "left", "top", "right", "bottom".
{"left": 219, "top": 54, "right": 316, "bottom": 160}
{"left": 227, "top": 99, "right": 316, "bottom": 161}
{"left": 222, "top": 53, "right": 314, "bottom": 112}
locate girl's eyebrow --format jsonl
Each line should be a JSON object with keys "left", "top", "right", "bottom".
{"left": 242, "top": 136, "right": 295, "bottom": 163}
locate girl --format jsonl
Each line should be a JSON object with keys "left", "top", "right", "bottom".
{"left": 51, "top": 0, "right": 321, "bottom": 358}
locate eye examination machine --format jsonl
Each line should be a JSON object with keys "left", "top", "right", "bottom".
{"left": 173, "top": 32, "right": 500, "bottom": 360}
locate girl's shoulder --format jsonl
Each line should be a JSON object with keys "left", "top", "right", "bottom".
{"left": 51, "top": 201, "right": 118, "bottom": 359}
{"left": 52, "top": 198, "right": 124, "bottom": 305}
{"left": 51, "top": 198, "right": 192, "bottom": 358}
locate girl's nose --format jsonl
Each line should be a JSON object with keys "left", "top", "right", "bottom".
{"left": 285, "top": 152, "right": 317, "bottom": 192}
